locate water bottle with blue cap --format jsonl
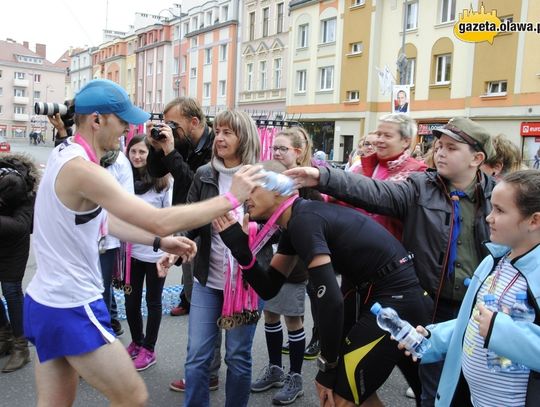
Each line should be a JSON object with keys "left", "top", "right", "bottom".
{"left": 260, "top": 170, "right": 295, "bottom": 196}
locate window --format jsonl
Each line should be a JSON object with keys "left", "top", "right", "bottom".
{"left": 296, "top": 70, "right": 307, "bottom": 93}
{"left": 191, "top": 37, "right": 198, "bottom": 47}
{"left": 156, "top": 90, "right": 162, "bottom": 104}
{"left": 14, "top": 106, "right": 26, "bottom": 114}
{"left": 34, "top": 74, "right": 41, "bottom": 82}
{"left": 249, "top": 12, "right": 255, "bottom": 40}
{"left": 406, "top": 1, "right": 418, "bottom": 30}
{"left": 33, "top": 91, "right": 40, "bottom": 99}
{"left": 203, "top": 82, "right": 211, "bottom": 98}
{"left": 206, "top": 11, "right": 213, "bottom": 27}
{"left": 247, "top": 63, "right": 253, "bottom": 91}
{"left": 204, "top": 48, "right": 212, "bottom": 64}
{"left": 350, "top": 42, "right": 363, "bottom": 54}
{"left": 173, "top": 58, "right": 179, "bottom": 74}
{"left": 347, "top": 90, "right": 360, "bottom": 101}
{"left": 0, "top": 70, "right": 2, "bottom": 78}
{"left": 0, "top": 88, "right": 3, "bottom": 96}
{"left": 219, "top": 80, "right": 226, "bottom": 96}
{"left": 276, "top": 3, "right": 284, "bottom": 34}
{"left": 183, "top": 22, "right": 189, "bottom": 36}
{"left": 440, "top": 0, "right": 456, "bottom": 23}
{"left": 14, "top": 72, "right": 25, "bottom": 79}
{"left": 274, "top": 58, "right": 282, "bottom": 88}
{"left": 146, "top": 91, "right": 152, "bottom": 104}
{"left": 298, "top": 24, "right": 309, "bottom": 48}
{"left": 190, "top": 67, "right": 197, "bottom": 78}
{"left": 157, "top": 61, "right": 163, "bottom": 74}
{"left": 259, "top": 61, "right": 267, "bottom": 89}
{"left": 486, "top": 80, "right": 507, "bottom": 95}
{"left": 182, "top": 56, "right": 187, "bottom": 73}
{"left": 192, "top": 16, "right": 199, "bottom": 31}
{"left": 221, "top": 5, "right": 229, "bottom": 21}
{"left": 319, "top": 66, "right": 334, "bottom": 90}
{"left": 262, "top": 8, "right": 270, "bottom": 37}
{"left": 435, "top": 54, "right": 452, "bottom": 84}
{"left": 404, "top": 58, "right": 416, "bottom": 86}
{"left": 500, "top": 15, "right": 514, "bottom": 32}
{"left": 351, "top": 0, "right": 365, "bottom": 6}
{"left": 220, "top": 44, "right": 227, "bottom": 61}
{"left": 321, "top": 18, "right": 336, "bottom": 43}
{"left": 147, "top": 62, "right": 153, "bottom": 76}
{"left": 14, "top": 88, "right": 26, "bottom": 97}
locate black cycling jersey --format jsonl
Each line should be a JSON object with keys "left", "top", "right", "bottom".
{"left": 277, "top": 199, "right": 418, "bottom": 296}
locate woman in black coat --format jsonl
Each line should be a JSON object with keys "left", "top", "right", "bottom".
{"left": 0, "top": 153, "right": 38, "bottom": 373}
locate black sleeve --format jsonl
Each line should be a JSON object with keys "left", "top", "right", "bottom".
{"left": 0, "top": 201, "right": 33, "bottom": 239}
{"left": 241, "top": 262, "right": 286, "bottom": 300}
{"left": 310, "top": 263, "right": 343, "bottom": 387}
{"left": 161, "top": 149, "right": 195, "bottom": 190}
{"left": 146, "top": 147, "right": 169, "bottom": 178}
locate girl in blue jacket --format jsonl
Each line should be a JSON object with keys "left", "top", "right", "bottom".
{"left": 400, "top": 169, "right": 540, "bottom": 407}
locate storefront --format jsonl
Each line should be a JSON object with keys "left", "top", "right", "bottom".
{"left": 520, "top": 122, "right": 540, "bottom": 169}
{"left": 300, "top": 121, "right": 335, "bottom": 159}
{"left": 417, "top": 121, "right": 447, "bottom": 152}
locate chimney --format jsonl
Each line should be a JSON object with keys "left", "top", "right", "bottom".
{"left": 35, "top": 43, "right": 46, "bottom": 58}
{"left": 23, "top": 41, "right": 29, "bottom": 49}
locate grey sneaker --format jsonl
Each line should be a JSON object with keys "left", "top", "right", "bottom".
{"left": 251, "top": 365, "right": 285, "bottom": 392}
{"left": 272, "top": 373, "right": 304, "bottom": 405}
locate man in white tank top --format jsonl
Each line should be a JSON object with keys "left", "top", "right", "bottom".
{"left": 24, "top": 79, "right": 262, "bottom": 406}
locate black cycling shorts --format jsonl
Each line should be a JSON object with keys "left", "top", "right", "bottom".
{"left": 332, "top": 286, "right": 432, "bottom": 404}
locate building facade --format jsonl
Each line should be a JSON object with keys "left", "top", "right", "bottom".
{"left": 0, "top": 39, "right": 65, "bottom": 139}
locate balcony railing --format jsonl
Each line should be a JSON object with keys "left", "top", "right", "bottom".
{"left": 13, "top": 114, "right": 30, "bottom": 122}
{"left": 13, "top": 96, "right": 29, "bottom": 105}
{"left": 13, "top": 78, "right": 29, "bottom": 87}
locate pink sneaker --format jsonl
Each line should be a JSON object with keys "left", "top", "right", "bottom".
{"left": 126, "top": 342, "right": 142, "bottom": 359}
{"left": 134, "top": 348, "right": 156, "bottom": 371}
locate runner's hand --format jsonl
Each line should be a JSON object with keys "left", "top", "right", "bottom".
{"left": 316, "top": 381, "right": 335, "bottom": 407}
{"left": 160, "top": 236, "right": 197, "bottom": 263}
{"left": 284, "top": 166, "right": 321, "bottom": 188}
{"left": 228, "top": 165, "right": 264, "bottom": 203}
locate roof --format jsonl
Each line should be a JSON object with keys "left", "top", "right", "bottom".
{"left": 0, "top": 40, "right": 56, "bottom": 67}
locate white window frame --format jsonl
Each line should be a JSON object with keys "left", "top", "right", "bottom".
{"left": 296, "top": 70, "right": 307, "bottom": 93}
{"left": 204, "top": 48, "right": 212, "bottom": 64}
{"left": 34, "top": 74, "right": 41, "bottom": 83}
{"left": 435, "top": 54, "right": 452, "bottom": 84}
{"left": 221, "top": 5, "right": 229, "bottom": 21}
{"left": 262, "top": 7, "right": 270, "bottom": 37}
{"left": 181, "top": 56, "right": 187, "bottom": 73}
{"left": 486, "top": 80, "right": 507, "bottom": 96}
{"left": 219, "top": 80, "right": 226, "bottom": 97}
{"left": 351, "top": 0, "right": 365, "bottom": 7}
{"left": 203, "top": 82, "right": 211, "bottom": 98}
{"left": 14, "top": 106, "right": 26, "bottom": 114}
{"left": 298, "top": 24, "right": 309, "bottom": 49}
{"left": 247, "top": 63, "right": 253, "bottom": 91}
{"left": 14, "top": 88, "right": 26, "bottom": 97}
{"left": 404, "top": 58, "right": 416, "bottom": 86}
{"left": 249, "top": 12, "right": 256, "bottom": 41}
{"left": 219, "top": 44, "right": 227, "bottom": 61}
{"left": 157, "top": 61, "right": 163, "bottom": 74}
{"left": 320, "top": 18, "right": 336, "bottom": 44}
{"left": 440, "top": 0, "right": 456, "bottom": 23}
{"left": 259, "top": 61, "right": 267, "bottom": 90}
{"left": 406, "top": 1, "right": 418, "bottom": 31}
{"left": 147, "top": 62, "right": 153, "bottom": 76}
{"left": 350, "top": 42, "right": 363, "bottom": 54}
{"left": 14, "top": 72, "right": 25, "bottom": 79}
{"left": 276, "top": 3, "right": 284, "bottom": 34}
{"left": 273, "top": 58, "right": 282, "bottom": 89}
{"left": 319, "top": 66, "right": 334, "bottom": 91}
{"left": 346, "top": 90, "right": 360, "bottom": 101}
{"left": 190, "top": 67, "right": 197, "bottom": 78}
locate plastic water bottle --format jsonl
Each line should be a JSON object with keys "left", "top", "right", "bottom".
{"left": 506, "top": 292, "right": 535, "bottom": 372}
{"left": 484, "top": 294, "right": 512, "bottom": 371}
{"left": 161, "top": 287, "right": 170, "bottom": 315}
{"left": 260, "top": 170, "right": 295, "bottom": 196}
{"left": 115, "top": 289, "right": 126, "bottom": 320}
{"left": 370, "top": 302, "right": 430, "bottom": 358}
{"left": 141, "top": 290, "right": 148, "bottom": 317}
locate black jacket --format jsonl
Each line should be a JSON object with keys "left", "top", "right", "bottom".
{"left": 146, "top": 126, "right": 214, "bottom": 204}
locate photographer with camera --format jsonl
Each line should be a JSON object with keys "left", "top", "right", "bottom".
{"left": 35, "top": 100, "right": 75, "bottom": 147}
{"left": 146, "top": 97, "right": 214, "bottom": 318}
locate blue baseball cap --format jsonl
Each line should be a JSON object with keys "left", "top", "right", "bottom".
{"left": 74, "top": 79, "right": 150, "bottom": 124}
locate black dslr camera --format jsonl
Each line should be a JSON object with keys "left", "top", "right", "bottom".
{"left": 149, "top": 113, "right": 178, "bottom": 141}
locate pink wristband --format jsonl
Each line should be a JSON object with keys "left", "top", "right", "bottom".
{"left": 224, "top": 192, "right": 241, "bottom": 209}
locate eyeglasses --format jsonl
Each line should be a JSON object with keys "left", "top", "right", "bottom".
{"left": 270, "top": 146, "right": 292, "bottom": 153}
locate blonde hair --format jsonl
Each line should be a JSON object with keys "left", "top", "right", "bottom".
{"left": 275, "top": 127, "right": 313, "bottom": 167}
{"left": 212, "top": 110, "right": 260, "bottom": 165}
{"left": 379, "top": 113, "right": 418, "bottom": 142}
{"left": 484, "top": 134, "right": 522, "bottom": 175}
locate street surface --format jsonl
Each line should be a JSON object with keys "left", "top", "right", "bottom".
{"left": 0, "top": 140, "right": 416, "bottom": 406}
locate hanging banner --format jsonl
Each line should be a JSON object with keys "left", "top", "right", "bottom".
{"left": 392, "top": 85, "right": 411, "bottom": 114}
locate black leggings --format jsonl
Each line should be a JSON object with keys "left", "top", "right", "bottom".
{"left": 125, "top": 258, "right": 165, "bottom": 351}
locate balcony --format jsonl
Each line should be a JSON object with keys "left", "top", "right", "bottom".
{"left": 13, "top": 78, "right": 29, "bottom": 87}
{"left": 240, "top": 88, "right": 286, "bottom": 103}
{"left": 13, "top": 114, "right": 30, "bottom": 122}
{"left": 13, "top": 96, "right": 29, "bottom": 105}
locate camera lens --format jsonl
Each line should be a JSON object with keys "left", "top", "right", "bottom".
{"left": 34, "top": 102, "right": 68, "bottom": 116}
{"left": 151, "top": 126, "right": 164, "bottom": 140}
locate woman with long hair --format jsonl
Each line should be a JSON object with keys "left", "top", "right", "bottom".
{"left": 124, "top": 135, "right": 172, "bottom": 371}
{"left": 181, "top": 109, "right": 267, "bottom": 407}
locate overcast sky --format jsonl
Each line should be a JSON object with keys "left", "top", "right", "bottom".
{"left": 0, "top": 0, "right": 197, "bottom": 62}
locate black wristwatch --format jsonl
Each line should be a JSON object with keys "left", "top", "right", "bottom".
{"left": 153, "top": 236, "right": 161, "bottom": 252}
{"left": 317, "top": 355, "right": 339, "bottom": 372}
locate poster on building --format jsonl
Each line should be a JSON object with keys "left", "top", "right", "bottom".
{"left": 521, "top": 122, "right": 540, "bottom": 169}
{"left": 392, "top": 85, "right": 410, "bottom": 114}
